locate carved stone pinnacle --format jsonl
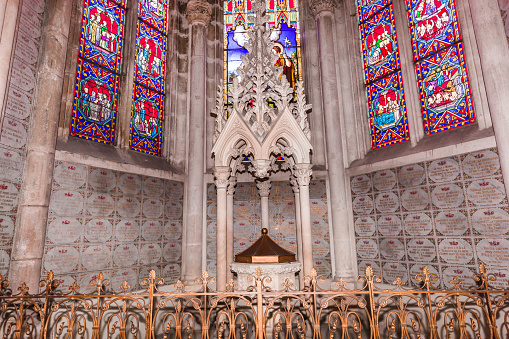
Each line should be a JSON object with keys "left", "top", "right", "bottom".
{"left": 309, "top": 0, "right": 337, "bottom": 17}
{"left": 187, "top": 0, "right": 212, "bottom": 26}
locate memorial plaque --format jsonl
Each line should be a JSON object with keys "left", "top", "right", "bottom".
{"left": 164, "top": 221, "right": 182, "bottom": 239}
{"left": 409, "top": 264, "right": 439, "bottom": 284}
{"left": 375, "top": 191, "right": 399, "bottom": 213}
{"left": 435, "top": 210, "right": 468, "bottom": 236}
{"left": 0, "top": 250, "right": 8, "bottom": 275}
{"left": 143, "top": 177, "right": 164, "bottom": 196}
{"left": 311, "top": 236, "right": 330, "bottom": 258}
{"left": 15, "top": 30, "right": 39, "bottom": 66}
{"left": 234, "top": 239, "right": 251, "bottom": 253}
{"left": 82, "top": 245, "right": 110, "bottom": 271}
{"left": 467, "top": 179, "right": 506, "bottom": 206}
{"left": 206, "top": 221, "right": 216, "bottom": 239}
{"left": 49, "top": 190, "right": 83, "bottom": 216}
{"left": 352, "top": 195, "right": 374, "bottom": 215}
{"left": 53, "top": 162, "right": 87, "bottom": 189}
{"left": 382, "top": 262, "right": 408, "bottom": 284}
{"left": 234, "top": 220, "right": 252, "bottom": 236}
{"left": 407, "top": 238, "right": 436, "bottom": 262}
{"left": 488, "top": 269, "right": 509, "bottom": 290}
{"left": 117, "top": 196, "right": 141, "bottom": 218}
{"left": 167, "top": 181, "right": 184, "bottom": 200}
{"left": 139, "top": 266, "right": 160, "bottom": 281}
{"left": 282, "top": 239, "right": 298, "bottom": 254}
{"left": 18, "top": 6, "right": 42, "bottom": 38}
{"left": 87, "top": 193, "right": 114, "bottom": 217}
{"left": 373, "top": 170, "right": 397, "bottom": 191}
{"left": 110, "top": 269, "right": 138, "bottom": 292}
{"left": 476, "top": 239, "right": 509, "bottom": 266}
{"left": 0, "top": 148, "right": 23, "bottom": 182}
{"left": 5, "top": 87, "right": 31, "bottom": 120}
{"left": 84, "top": 219, "right": 112, "bottom": 243}
{"left": 235, "top": 183, "right": 254, "bottom": 200}
{"left": 428, "top": 158, "right": 460, "bottom": 183}
{"left": 431, "top": 184, "right": 464, "bottom": 209}
{"left": 163, "top": 264, "right": 181, "bottom": 281}
{"left": 89, "top": 168, "right": 116, "bottom": 192}
{"left": 399, "top": 164, "right": 425, "bottom": 187}
{"left": 377, "top": 215, "right": 402, "bottom": 236}
{"left": 380, "top": 238, "right": 405, "bottom": 261}
{"left": 115, "top": 220, "right": 139, "bottom": 242}
{"left": 351, "top": 175, "right": 371, "bottom": 194}
{"left": 463, "top": 150, "right": 500, "bottom": 178}
{"left": 356, "top": 239, "right": 378, "bottom": 259}
{"left": 78, "top": 272, "right": 103, "bottom": 294}
{"left": 438, "top": 239, "right": 473, "bottom": 265}
{"left": 280, "top": 200, "right": 296, "bottom": 218}
{"left": 442, "top": 266, "right": 476, "bottom": 288}
{"left": 355, "top": 216, "right": 376, "bottom": 237}
{"left": 53, "top": 275, "right": 76, "bottom": 292}
{"left": 163, "top": 242, "right": 181, "bottom": 261}
{"left": 281, "top": 219, "right": 299, "bottom": 235}
{"left": 309, "top": 180, "right": 326, "bottom": 198}
{"left": 313, "top": 259, "right": 332, "bottom": 278}
{"left": 401, "top": 188, "right": 428, "bottom": 211}
{"left": 113, "top": 244, "right": 138, "bottom": 267}
{"left": 44, "top": 246, "right": 79, "bottom": 272}
{"left": 206, "top": 261, "right": 216, "bottom": 275}
{"left": 0, "top": 215, "right": 14, "bottom": 245}
{"left": 310, "top": 199, "right": 326, "bottom": 217}
{"left": 165, "top": 201, "right": 183, "bottom": 219}
{"left": 277, "top": 181, "right": 294, "bottom": 198}
{"left": 207, "top": 183, "right": 216, "bottom": 200}
{"left": 472, "top": 208, "right": 509, "bottom": 236}
{"left": 10, "top": 58, "right": 35, "bottom": 92}
{"left": 142, "top": 220, "right": 163, "bottom": 241}
{"left": 24, "top": 0, "right": 45, "bottom": 16}
{"left": 118, "top": 174, "right": 141, "bottom": 195}
{"left": 358, "top": 261, "right": 381, "bottom": 276}
{"left": 0, "top": 117, "right": 27, "bottom": 149}
{"left": 206, "top": 240, "right": 216, "bottom": 259}
{"left": 404, "top": 213, "right": 432, "bottom": 236}
{"left": 140, "top": 243, "right": 162, "bottom": 264}
{"left": 234, "top": 201, "right": 253, "bottom": 218}
{"left": 142, "top": 198, "right": 163, "bottom": 218}
{"left": 47, "top": 217, "right": 81, "bottom": 244}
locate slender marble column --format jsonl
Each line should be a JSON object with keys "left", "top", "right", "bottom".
{"left": 183, "top": 0, "right": 211, "bottom": 284}
{"left": 226, "top": 176, "right": 236, "bottom": 282}
{"left": 214, "top": 166, "right": 230, "bottom": 291}
{"left": 290, "top": 178, "right": 304, "bottom": 287}
{"left": 309, "top": 0, "right": 356, "bottom": 282}
{"left": 294, "top": 164, "right": 313, "bottom": 277}
{"left": 257, "top": 180, "right": 271, "bottom": 230}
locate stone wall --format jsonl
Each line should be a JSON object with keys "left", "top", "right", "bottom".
{"left": 42, "top": 161, "right": 183, "bottom": 291}
{"left": 351, "top": 148, "right": 509, "bottom": 288}
{"left": 206, "top": 180, "right": 332, "bottom": 278}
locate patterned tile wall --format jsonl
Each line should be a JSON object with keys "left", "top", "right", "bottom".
{"left": 206, "top": 180, "right": 332, "bottom": 278}
{"left": 42, "top": 161, "right": 183, "bottom": 291}
{"left": 352, "top": 148, "right": 509, "bottom": 288}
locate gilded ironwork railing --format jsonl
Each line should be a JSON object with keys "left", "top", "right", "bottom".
{"left": 0, "top": 263, "right": 508, "bottom": 339}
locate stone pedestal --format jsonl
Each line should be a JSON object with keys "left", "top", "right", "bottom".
{"left": 231, "top": 262, "right": 302, "bottom": 291}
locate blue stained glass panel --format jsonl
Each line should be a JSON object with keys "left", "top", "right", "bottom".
{"left": 415, "top": 43, "right": 475, "bottom": 135}
{"left": 134, "top": 21, "right": 167, "bottom": 93}
{"left": 406, "top": 0, "right": 461, "bottom": 60}
{"left": 356, "top": 0, "right": 391, "bottom": 22}
{"left": 80, "top": 0, "right": 125, "bottom": 73}
{"left": 130, "top": 85, "right": 164, "bottom": 155}
{"left": 138, "top": 0, "right": 168, "bottom": 32}
{"left": 360, "top": 5, "right": 401, "bottom": 83}
{"left": 70, "top": 59, "right": 119, "bottom": 144}
{"left": 366, "top": 71, "right": 409, "bottom": 148}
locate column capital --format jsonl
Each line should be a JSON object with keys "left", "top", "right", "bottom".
{"left": 256, "top": 180, "right": 271, "bottom": 198}
{"left": 214, "top": 166, "right": 230, "bottom": 189}
{"left": 227, "top": 176, "right": 237, "bottom": 195}
{"left": 294, "top": 164, "right": 313, "bottom": 187}
{"left": 308, "top": 0, "right": 337, "bottom": 17}
{"left": 186, "top": 0, "right": 212, "bottom": 26}
{"left": 290, "top": 178, "right": 300, "bottom": 193}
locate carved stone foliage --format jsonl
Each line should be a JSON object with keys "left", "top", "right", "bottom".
{"left": 308, "top": 0, "right": 337, "bottom": 17}
{"left": 186, "top": 0, "right": 212, "bottom": 26}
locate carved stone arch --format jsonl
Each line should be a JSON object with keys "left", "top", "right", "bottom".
{"left": 264, "top": 129, "right": 312, "bottom": 164}
{"left": 213, "top": 128, "right": 261, "bottom": 167}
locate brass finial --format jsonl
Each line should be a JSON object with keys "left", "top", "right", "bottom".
{"left": 261, "top": 228, "right": 268, "bottom": 235}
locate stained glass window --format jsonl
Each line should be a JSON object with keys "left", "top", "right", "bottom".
{"left": 407, "top": 0, "right": 475, "bottom": 134}
{"left": 70, "top": 0, "right": 125, "bottom": 144}
{"left": 356, "top": 0, "right": 410, "bottom": 149}
{"left": 130, "top": 0, "right": 168, "bottom": 156}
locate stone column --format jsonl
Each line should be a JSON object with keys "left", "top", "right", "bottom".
{"left": 257, "top": 180, "right": 271, "bottom": 230}
{"left": 294, "top": 164, "right": 313, "bottom": 277}
{"left": 290, "top": 178, "right": 304, "bottom": 287}
{"left": 9, "top": 0, "right": 73, "bottom": 290}
{"left": 214, "top": 166, "right": 230, "bottom": 291}
{"left": 309, "top": 0, "right": 356, "bottom": 282}
{"left": 226, "top": 176, "right": 236, "bottom": 282}
{"left": 182, "top": 0, "right": 211, "bottom": 284}
{"left": 469, "top": 0, "right": 509, "bottom": 198}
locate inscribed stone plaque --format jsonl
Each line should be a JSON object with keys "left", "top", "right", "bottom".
{"left": 207, "top": 183, "right": 216, "bottom": 200}
{"left": 404, "top": 213, "right": 432, "bottom": 236}
{"left": 442, "top": 266, "right": 476, "bottom": 288}
{"left": 143, "top": 177, "right": 164, "bottom": 196}
{"left": 463, "top": 150, "right": 500, "bottom": 178}
{"left": 351, "top": 175, "right": 371, "bottom": 194}
{"left": 166, "top": 201, "right": 183, "bottom": 219}
{"left": 281, "top": 219, "right": 299, "bottom": 235}
{"left": 282, "top": 239, "right": 298, "bottom": 254}
{"left": 110, "top": 269, "right": 138, "bottom": 292}
{"left": 23, "top": 0, "right": 45, "bottom": 16}
{"left": 142, "top": 198, "right": 163, "bottom": 218}
{"left": 233, "top": 220, "right": 252, "bottom": 236}
{"left": 475, "top": 239, "right": 509, "bottom": 266}
{"left": 310, "top": 199, "right": 326, "bottom": 217}
{"left": 438, "top": 239, "right": 473, "bottom": 265}
{"left": 206, "top": 240, "right": 216, "bottom": 259}
{"left": 234, "top": 239, "right": 250, "bottom": 253}
{"left": 382, "top": 262, "right": 408, "bottom": 284}
{"left": 163, "top": 264, "right": 180, "bottom": 281}
{"left": 115, "top": 220, "right": 139, "bottom": 242}
{"left": 401, "top": 188, "right": 428, "bottom": 211}
{"left": 82, "top": 245, "right": 110, "bottom": 271}
{"left": 0, "top": 117, "right": 27, "bottom": 148}
{"left": 18, "top": 6, "right": 42, "bottom": 37}
{"left": 355, "top": 216, "right": 376, "bottom": 237}
{"left": 233, "top": 201, "right": 253, "bottom": 218}
{"left": 89, "top": 168, "right": 116, "bottom": 192}
{"left": 207, "top": 221, "right": 216, "bottom": 239}
{"left": 49, "top": 190, "right": 83, "bottom": 216}
{"left": 309, "top": 180, "right": 326, "bottom": 198}
{"left": 375, "top": 191, "right": 399, "bottom": 213}
{"left": 140, "top": 243, "right": 162, "bottom": 264}
{"left": 380, "top": 238, "right": 405, "bottom": 261}
{"left": 118, "top": 174, "right": 141, "bottom": 195}
{"left": 235, "top": 183, "right": 253, "bottom": 200}
{"left": 15, "top": 30, "right": 39, "bottom": 66}
{"left": 53, "top": 162, "right": 87, "bottom": 189}
{"left": 47, "top": 218, "right": 81, "bottom": 244}
{"left": 0, "top": 182, "right": 18, "bottom": 212}
{"left": 10, "top": 58, "right": 35, "bottom": 92}
{"left": 0, "top": 148, "right": 23, "bottom": 181}
{"left": 0, "top": 250, "right": 8, "bottom": 275}
{"left": 377, "top": 215, "right": 402, "bottom": 236}
{"left": 487, "top": 269, "right": 509, "bottom": 290}
{"left": 467, "top": 179, "right": 506, "bottom": 206}
{"left": 373, "top": 170, "right": 397, "bottom": 191}
{"left": 84, "top": 219, "right": 112, "bottom": 243}
{"left": 117, "top": 197, "right": 141, "bottom": 218}
{"left": 435, "top": 211, "right": 468, "bottom": 236}
{"left": 163, "top": 242, "right": 181, "bottom": 261}
{"left": 113, "top": 244, "right": 138, "bottom": 267}
{"left": 164, "top": 221, "right": 182, "bottom": 239}
{"left": 277, "top": 181, "right": 294, "bottom": 198}
{"left": 407, "top": 238, "right": 436, "bottom": 262}
{"left": 280, "top": 200, "right": 296, "bottom": 218}
{"left": 471, "top": 208, "right": 509, "bottom": 236}
{"left": 87, "top": 193, "right": 114, "bottom": 217}
{"left": 356, "top": 239, "right": 378, "bottom": 259}
{"left": 5, "top": 87, "right": 31, "bottom": 120}
{"left": 53, "top": 276, "right": 76, "bottom": 292}
{"left": 311, "top": 236, "right": 329, "bottom": 258}
{"left": 44, "top": 247, "right": 79, "bottom": 272}
{"left": 352, "top": 195, "right": 374, "bottom": 215}
{"left": 0, "top": 215, "right": 14, "bottom": 245}
{"left": 431, "top": 184, "right": 464, "bottom": 209}
{"left": 139, "top": 266, "right": 160, "bottom": 281}
{"left": 313, "top": 259, "right": 331, "bottom": 278}
{"left": 428, "top": 158, "right": 460, "bottom": 183}
{"left": 142, "top": 220, "right": 163, "bottom": 241}
{"left": 358, "top": 261, "right": 381, "bottom": 276}
{"left": 409, "top": 264, "right": 439, "bottom": 283}
{"left": 167, "top": 181, "right": 184, "bottom": 200}
{"left": 399, "top": 164, "right": 425, "bottom": 187}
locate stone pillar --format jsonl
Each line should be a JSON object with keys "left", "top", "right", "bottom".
{"left": 182, "top": 0, "right": 211, "bottom": 284}
{"left": 9, "top": 0, "right": 73, "bottom": 291}
{"left": 257, "top": 180, "right": 271, "bottom": 230}
{"left": 469, "top": 0, "right": 509, "bottom": 198}
{"left": 294, "top": 164, "right": 313, "bottom": 277}
{"left": 290, "top": 178, "right": 304, "bottom": 287}
{"left": 226, "top": 176, "right": 236, "bottom": 282}
{"left": 214, "top": 166, "right": 230, "bottom": 291}
{"left": 309, "top": 0, "right": 356, "bottom": 282}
